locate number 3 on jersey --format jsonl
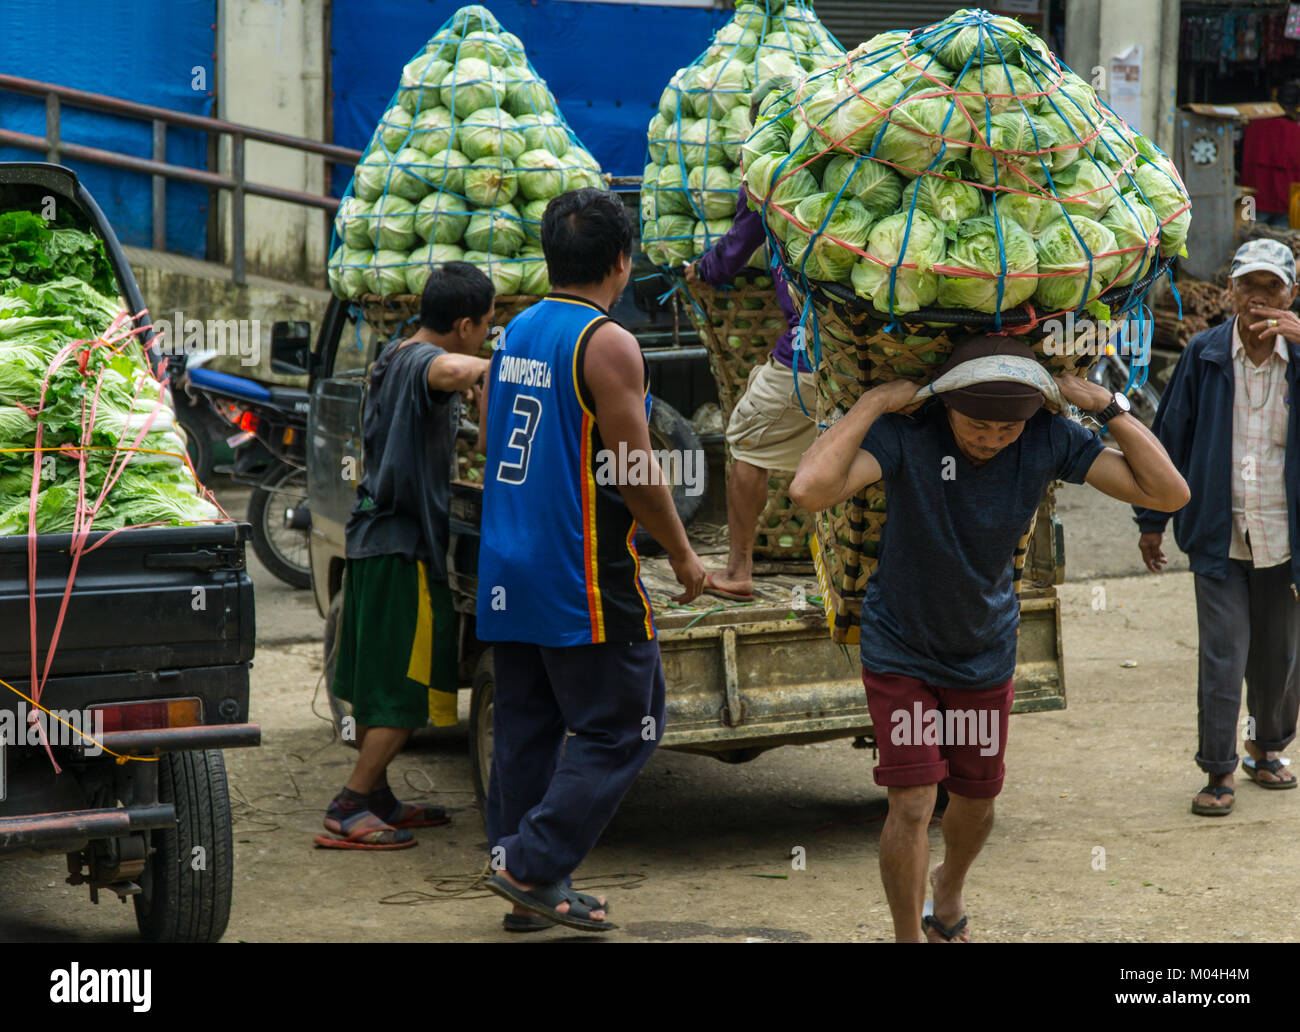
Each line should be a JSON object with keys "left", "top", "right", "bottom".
{"left": 497, "top": 394, "right": 542, "bottom": 485}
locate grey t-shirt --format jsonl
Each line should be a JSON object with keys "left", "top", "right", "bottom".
{"left": 344, "top": 339, "right": 459, "bottom": 577}
{"left": 859, "top": 402, "right": 1104, "bottom": 689}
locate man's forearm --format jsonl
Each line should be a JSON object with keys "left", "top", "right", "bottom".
{"left": 1105, "top": 413, "right": 1187, "bottom": 503}
{"left": 620, "top": 483, "right": 691, "bottom": 559}
{"left": 795, "top": 392, "right": 889, "bottom": 502}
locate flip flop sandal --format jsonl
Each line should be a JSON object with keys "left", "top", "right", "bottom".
{"left": 566, "top": 887, "right": 611, "bottom": 916}
{"left": 1243, "top": 757, "right": 1298, "bottom": 790}
{"left": 485, "top": 874, "right": 617, "bottom": 932}
{"left": 1190, "top": 784, "right": 1235, "bottom": 815}
{"left": 381, "top": 800, "right": 452, "bottom": 829}
{"left": 922, "top": 900, "right": 970, "bottom": 942}
{"left": 503, "top": 912, "right": 557, "bottom": 933}
{"left": 314, "top": 811, "right": 417, "bottom": 850}
{"left": 703, "top": 573, "right": 755, "bottom": 603}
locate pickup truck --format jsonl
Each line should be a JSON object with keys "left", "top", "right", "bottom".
{"left": 304, "top": 224, "right": 1067, "bottom": 812}
{"left": 0, "top": 163, "right": 259, "bottom": 943}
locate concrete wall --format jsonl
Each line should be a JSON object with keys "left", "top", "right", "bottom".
{"left": 1065, "top": 0, "right": 1181, "bottom": 155}
{"left": 217, "top": 0, "right": 329, "bottom": 285}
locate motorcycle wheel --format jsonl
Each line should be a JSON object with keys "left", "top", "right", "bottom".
{"left": 248, "top": 462, "right": 312, "bottom": 589}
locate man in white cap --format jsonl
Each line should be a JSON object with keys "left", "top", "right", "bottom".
{"left": 1136, "top": 238, "right": 1300, "bottom": 816}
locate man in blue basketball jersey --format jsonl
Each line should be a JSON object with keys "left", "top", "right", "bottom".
{"left": 478, "top": 189, "right": 706, "bottom": 932}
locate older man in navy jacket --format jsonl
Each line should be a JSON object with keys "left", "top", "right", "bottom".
{"left": 1135, "top": 239, "right": 1300, "bottom": 816}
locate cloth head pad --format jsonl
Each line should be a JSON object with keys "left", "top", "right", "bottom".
{"left": 931, "top": 335, "right": 1051, "bottom": 421}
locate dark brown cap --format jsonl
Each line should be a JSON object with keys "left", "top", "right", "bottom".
{"left": 937, "top": 335, "right": 1046, "bottom": 422}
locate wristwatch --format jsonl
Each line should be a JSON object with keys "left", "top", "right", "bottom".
{"left": 1094, "top": 391, "right": 1131, "bottom": 426}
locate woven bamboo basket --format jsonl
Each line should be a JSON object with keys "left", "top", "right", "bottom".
{"left": 682, "top": 270, "right": 813, "bottom": 560}
{"left": 356, "top": 293, "right": 541, "bottom": 482}
{"left": 789, "top": 276, "right": 1124, "bottom": 643}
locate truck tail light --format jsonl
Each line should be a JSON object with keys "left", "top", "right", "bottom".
{"left": 238, "top": 410, "right": 260, "bottom": 433}
{"left": 90, "top": 698, "right": 203, "bottom": 733}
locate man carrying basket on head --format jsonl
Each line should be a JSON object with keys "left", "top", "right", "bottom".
{"left": 791, "top": 336, "right": 1188, "bottom": 942}
{"left": 684, "top": 78, "right": 814, "bottom": 602}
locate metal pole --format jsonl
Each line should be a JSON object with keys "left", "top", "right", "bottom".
{"left": 45, "top": 93, "right": 60, "bottom": 164}
{"left": 231, "top": 133, "right": 245, "bottom": 285}
{"left": 152, "top": 119, "right": 166, "bottom": 251}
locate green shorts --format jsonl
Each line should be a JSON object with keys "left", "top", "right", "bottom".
{"left": 332, "top": 555, "right": 459, "bottom": 729}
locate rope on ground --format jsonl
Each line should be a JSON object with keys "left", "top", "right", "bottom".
{"left": 379, "top": 864, "right": 648, "bottom": 906}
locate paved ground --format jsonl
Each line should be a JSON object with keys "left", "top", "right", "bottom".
{"left": 3, "top": 480, "right": 1295, "bottom": 943}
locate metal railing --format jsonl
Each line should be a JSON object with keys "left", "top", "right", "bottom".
{"left": 0, "top": 73, "right": 363, "bottom": 285}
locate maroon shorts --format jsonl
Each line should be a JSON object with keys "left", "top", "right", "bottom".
{"left": 862, "top": 669, "right": 1014, "bottom": 799}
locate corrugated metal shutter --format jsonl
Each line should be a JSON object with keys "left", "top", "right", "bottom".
{"left": 814, "top": 1, "right": 969, "bottom": 49}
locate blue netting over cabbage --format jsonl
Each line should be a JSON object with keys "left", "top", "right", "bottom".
{"left": 640, "top": 0, "right": 844, "bottom": 273}
{"left": 327, "top": 4, "right": 606, "bottom": 300}
{"left": 744, "top": 8, "right": 1191, "bottom": 328}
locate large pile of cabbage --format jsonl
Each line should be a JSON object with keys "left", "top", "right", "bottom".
{"left": 327, "top": 4, "right": 605, "bottom": 300}
{"left": 0, "top": 211, "right": 220, "bottom": 534}
{"left": 744, "top": 8, "right": 1191, "bottom": 319}
{"left": 640, "top": 0, "right": 843, "bottom": 272}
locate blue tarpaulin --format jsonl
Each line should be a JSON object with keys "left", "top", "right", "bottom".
{"left": 0, "top": 0, "right": 214, "bottom": 257}
{"left": 330, "top": 0, "right": 731, "bottom": 195}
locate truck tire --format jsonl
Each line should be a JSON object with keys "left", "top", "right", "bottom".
{"left": 174, "top": 401, "right": 214, "bottom": 486}
{"left": 468, "top": 649, "right": 495, "bottom": 821}
{"left": 248, "top": 462, "right": 312, "bottom": 589}
{"left": 323, "top": 591, "right": 358, "bottom": 749}
{"left": 635, "top": 397, "right": 708, "bottom": 558}
{"left": 134, "top": 749, "right": 234, "bottom": 943}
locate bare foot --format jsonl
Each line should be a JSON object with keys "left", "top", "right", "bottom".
{"left": 927, "top": 864, "right": 972, "bottom": 942}
{"left": 499, "top": 869, "right": 607, "bottom": 922}
{"left": 1193, "top": 772, "right": 1236, "bottom": 810}
{"left": 705, "top": 571, "right": 753, "bottom": 598}
{"left": 1244, "top": 743, "right": 1296, "bottom": 785}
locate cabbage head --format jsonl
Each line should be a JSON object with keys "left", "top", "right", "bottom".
{"left": 499, "top": 32, "right": 527, "bottom": 67}
{"left": 928, "top": 10, "right": 1028, "bottom": 70}
{"left": 505, "top": 76, "right": 556, "bottom": 119}
{"left": 368, "top": 194, "right": 418, "bottom": 251}
{"left": 693, "top": 219, "right": 732, "bottom": 257}
{"left": 398, "top": 56, "right": 452, "bottom": 115}
{"left": 331, "top": 246, "right": 371, "bottom": 298}
{"left": 452, "top": 6, "right": 500, "bottom": 36}
{"left": 465, "top": 204, "right": 526, "bottom": 256}
{"left": 720, "top": 105, "right": 754, "bottom": 165}
{"left": 953, "top": 65, "right": 1035, "bottom": 118}
{"left": 850, "top": 209, "right": 946, "bottom": 314}
{"left": 362, "top": 250, "right": 411, "bottom": 297}
{"left": 458, "top": 108, "right": 525, "bottom": 162}
{"left": 653, "top": 214, "right": 697, "bottom": 267}
{"left": 901, "top": 164, "right": 984, "bottom": 223}
{"left": 464, "top": 250, "right": 523, "bottom": 295}
{"left": 334, "top": 196, "right": 373, "bottom": 251}
{"left": 936, "top": 215, "right": 1038, "bottom": 312}
{"left": 679, "top": 118, "right": 728, "bottom": 168}
{"left": 407, "top": 107, "right": 456, "bottom": 155}
{"left": 641, "top": 220, "right": 665, "bottom": 266}
{"left": 654, "top": 163, "right": 692, "bottom": 217}
{"left": 421, "top": 148, "right": 470, "bottom": 196}
{"left": 1033, "top": 215, "right": 1121, "bottom": 311}
{"left": 1100, "top": 197, "right": 1160, "bottom": 286}
{"left": 518, "top": 113, "right": 569, "bottom": 157}
{"left": 971, "top": 111, "right": 1055, "bottom": 187}
{"left": 1053, "top": 159, "right": 1118, "bottom": 219}
{"left": 822, "top": 154, "right": 904, "bottom": 218}
{"left": 707, "top": 22, "right": 760, "bottom": 65}
{"left": 746, "top": 154, "right": 817, "bottom": 241}
{"left": 1037, "top": 76, "right": 1101, "bottom": 147}
{"left": 377, "top": 106, "right": 414, "bottom": 152}
{"left": 522, "top": 198, "right": 549, "bottom": 242}
{"left": 740, "top": 120, "right": 791, "bottom": 170}
{"left": 464, "top": 156, "right": 520, "bottom": 208}
{"left": 754, "top": 49, "right": 803, "bottom": 87}
{"left": 786, "top": 192, "right": 872, "bottom": 283}
{"left": 688, "top": 165, "right": 739, "bottom": 220}
{"left": 994, "top": 187, "right": 1058, "bottom": 238}
{"left": 439, "top": 59, "right": 504, "bottom": 119}
{"left": 384, "top": 148, "right": 437, "bottom": 202}
{"left": 415, "top": 191, "right": 470, "bottom": 245}
{"left": 426, "top": 30, "right": 461, "bottom": 64}
{"left": 874, "top": 91, "right": 973, "bottom": 177}
{"left": 1127, "top": 161, "right": 1190, "bottom": 257}
{"left": 1032, "top": 108, "right": 1082, "bottom": 173}
{"left": 459, "top": 30, "right": 510, "bottom": 67}
{"left": 406, "top": 242, "right": 467, "bottom": 295}
{"left": 689, "top": 59, "right": 751, "bottom": 121}
{"left": 800, "top": 76, "right": 902, "bottom": 154}
{"left": 516, "top": 149, "right": 565, "bottom": 201}
{"left": 515, "top": 248, "right": 551, "bottom": 296}
{"left": 353, "top": 149, "right": 395, "bottom": 203}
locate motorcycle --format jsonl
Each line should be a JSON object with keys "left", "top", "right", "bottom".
{"left": 169, "top": 350, "right": 313, "bottom": 589}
